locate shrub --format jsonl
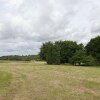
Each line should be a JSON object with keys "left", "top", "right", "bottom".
{"left": 84, "top": 55, "right": 95, "bottom": 66}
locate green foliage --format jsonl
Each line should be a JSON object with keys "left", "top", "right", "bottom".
{"left": 0, "top": 55, "right": 41, "bottom": 61}
{"left": 77, "top": 43, "right": 85, "bottom": 50}
{"left": 39, "top": 42, "right": 53, "bottom": 61}
{"left": 55, "top": 41, "right": 79, "bottom": 63}
{"left": 40, "top": 41, "right": 87, "bottom": 65}
{"left": 33, "top": 54, "right": 41, "bottom": 61}
{"left": 86, "top": 36, "right": 100, "bottom": 64}
{"left": 84, "top": 55, "right": 96, "bottom": 66}
{"left": 70, "top": 50, "right": 86, "bottom": 65}
{"left": 46, "top": 44, "right": 54, "bottom": 64}
{"left": 0, "top": 71, "right": 12, "bottom": 88}
{"left": 46, "top": 44, "right": 60, "bottom": 65}
{"left": 70, "top": 50, "right": 95, "bottom": 66}
{"left": 40, "top": 41, "right": 80, "bottom": 64}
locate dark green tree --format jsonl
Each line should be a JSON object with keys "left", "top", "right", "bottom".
{"left": 84, "top": 55, "right": 95, "bottom": 66}
{"left": 70, "top": 50, "right": 86, "bottom": 65}
{"left": 39, "top": 42, "right": 52, "bottom": 61}
{"left": 77, "top": 43, "right": 85, "bottom": 50}
{"left": 55, "top": 41, "right": 79, "bottom": 63}
{"left": 70, "top": 50, "right": 95, "bottom": 66}
{"left": 86, "top": 36, "right": 100, "bottom": 64}
{"left": 46, "top": 44, "right": 60, "bottom": 65}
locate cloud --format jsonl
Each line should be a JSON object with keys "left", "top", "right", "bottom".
{"left": 91, "top": 22, "right": 100, "bottom": 33}
{"left": 0, "top": 0, "right": 100, "bottom": 56}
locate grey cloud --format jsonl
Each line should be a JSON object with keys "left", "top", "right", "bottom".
{"left": 0, "top": 0, "right": 100, "bottom": 56}
{"left": 91, "top": 22, "right": 100, "bottom": 33}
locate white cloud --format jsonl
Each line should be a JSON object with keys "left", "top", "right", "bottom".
{"left": 0, "top": 0, "right": 100, "bottom": 56}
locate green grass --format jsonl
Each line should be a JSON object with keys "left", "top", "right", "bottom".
{"left": 0, "top": 71, "right": 12, "bottom": 89}
{"left": 0, "top": 61, "right": 100, "bottom": 100}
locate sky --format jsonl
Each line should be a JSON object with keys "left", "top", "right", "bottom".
{"left": 0, "top": 0, "right": 100, "bottom": 56}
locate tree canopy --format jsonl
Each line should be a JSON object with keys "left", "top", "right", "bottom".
{"left": 46, "top": 43, "right": 60, "bottom": 65}
{"left": 40, "top": 36, "right": 100, "bottom": 65}
{"left": 86, "top": 36, "right": 100, "bottom": 64}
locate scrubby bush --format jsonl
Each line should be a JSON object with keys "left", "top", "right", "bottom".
{"left": 84, "top": 55, "right": 95, "bottom": 66}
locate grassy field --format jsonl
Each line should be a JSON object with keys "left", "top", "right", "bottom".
{"left": 0, "top": 61, "right": 100, "bottom": 100}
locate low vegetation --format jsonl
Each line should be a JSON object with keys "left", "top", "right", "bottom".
{"left": 0, "top": 71, "right": 12, "bottom": 89}
{"left": 0, "top": 61, "right": 100, "bottom": 100}
{"left": 0, "top": 55, "right": 41, "bottom": 61}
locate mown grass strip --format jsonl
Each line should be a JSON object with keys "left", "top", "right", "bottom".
{"left": 0, "top": 71, "right": 12, "bottom": 89}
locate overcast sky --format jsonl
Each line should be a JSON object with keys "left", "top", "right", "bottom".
{"left": 0, "top": 0, "right": 100, "bottom": 56}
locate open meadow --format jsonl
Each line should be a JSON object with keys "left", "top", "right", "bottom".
{"left": 0, "top": 61, "right": 100, "bottom": 100}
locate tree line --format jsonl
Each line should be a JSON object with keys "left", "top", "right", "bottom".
{"left": 39, "top": 36, "right": 100, "bottom": 66}
{"left": 0, "top": 55, "right": 41, "bottom": 61}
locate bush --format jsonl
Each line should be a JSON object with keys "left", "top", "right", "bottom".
{"left": 84, "top": 55, "right": 95, "bottom": 66}
{"left": 70, "top": 50, "right": 95, "bottom": 66}
{"left": 69, "top": 50, "right": 86, "bottom": 66}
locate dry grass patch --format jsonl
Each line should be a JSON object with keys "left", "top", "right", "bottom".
{"left": 0, "top": 61, "right": 100, "bottom": 100}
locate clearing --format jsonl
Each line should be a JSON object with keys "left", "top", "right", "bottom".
{"left": 0, "top": 61, "right": 100, "bottom": 100}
